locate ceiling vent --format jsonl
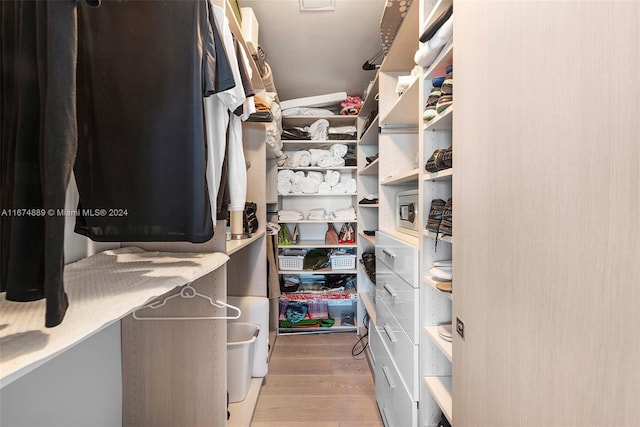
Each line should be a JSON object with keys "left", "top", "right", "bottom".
{"left": 299, "top": 0, "right": 336, "bottom": 12}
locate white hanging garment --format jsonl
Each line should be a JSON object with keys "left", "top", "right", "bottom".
{"left": 228, "top": 114, "right": 247, "bottom": 212}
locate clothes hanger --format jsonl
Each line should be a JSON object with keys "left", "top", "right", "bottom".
{"left": 132, "top": 283, "right": 241, "bottom": 321}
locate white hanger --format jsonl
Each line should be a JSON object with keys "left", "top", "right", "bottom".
{"left": 132, "top": 284, "right": 241, "bottom": 321}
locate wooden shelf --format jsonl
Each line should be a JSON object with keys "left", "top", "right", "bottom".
{"left": 379, "top": 228, "right": 420, "bottom": 248}
{"left": 360, "top": 72, "right": 379, "bottom": 116}
{"left": 425, "top": 325, "right": 452, "bottom": 362}
{"left": 282, "top": 140, "right": 356, "bottom": 150}
{"left": 380, "top": 0, "right": 419, "bottom": 72}
{"left": 277, "top": 268, "right": 357, "bottom": 275}
{"left": 359, "top": 291, "right": 377, "bottom": 325}
{"left": 421, "top": 0, "right": 452, "bottom": 36}
{"left": 227, "top": 378, "right": 263, "bottom": 427}
{"left": 380, "top": 168, "right": 420, "bottom": 185}
{"left": 278, "top": 166, "right": 357, "bottom": 171}
{"left": 357, "top": 204, "right": 379, "bottom": 208}
{"left": 423, "top": 41, "right": 453, "bottom": 80}
{"left": 278, "top": 241, "right": 357, "bottom": 249}
{"left": 424, "top": 106, "right": 453, "bottom": 131}
{"left": 424, "top": 376, "right": 452, "bottom": 424}
{"left": 359, "top": 115, "right": 379, "bottom": 145}
{"left": 279, "top": 325, "right": 357, "bottom": 334}
{"left": 423, "top": 168, "right": 452, "bottom": 181}
{"left": 358, "top": 231, "right": 376, "bottom": 246}
{"left": 358, "top": 158, "right": 379, "bottom": 175}
{"left": 278, "top": 192, "right": 357, "bottom": 197}
{"left": 226, "top": 230, "right": 265, "bottom": 256}
{"left": 380, "top": 77, "right": 420, "bottom": 126}
{"left": 424, "top": 276, "right": 452, "bottom": 300}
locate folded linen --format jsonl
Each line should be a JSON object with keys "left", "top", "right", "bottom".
{"left": 291, "top": 183, "right": 303, "bottom": 194}
{"left": 278, "top": 169, "right": 294, "bottom": 182}
{"left": 330, "top": 144, "right": 348, "bottom": 159}
{"left": 306, "top": 119, "right": 330, "bottom": 141}
{"left": 277, "top": 180, "right": 293, "bottom": 195}
{"left": 332, "top": 156, "right": 345, "bottom": 167}
{"left": 306, "top": 171, "right": 324, "bottom": 183}
{"left": 318, "top": 182, "right": 332, "bottom": 194}
{"left": 345, "top": 178, "right": 357, "bottom": 194}
{"left": 293, "top": 170, "right": 305, "bottom": 184}
{"left": 301, "top": 177, "right": 319, "bottom": 194}
{"left": 331, "top": 183, "right": 346, "bottom": 194}
{"left": 309, "top": 149, "right": 331, "bottom": 166}
{"left": 278, "top": 210, "right": 303, "bottom": 220}
{"left": 317, "top": 155, "right": 337, "bottom": 168}
{"left": 334, "top": 206, "right": 356, "bottom": 216}
{"left": 324, "top": 170, "right": 340, "bottom": 186}
{"left": 308, "top": 208, "right": 326, "bottom": 216}
{"left": 292, "top": 150, "right": 311, "bottom": 167}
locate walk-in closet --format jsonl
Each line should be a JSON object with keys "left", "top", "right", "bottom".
{"left": 1, "top": 1, "right": 638, "bottom": 426}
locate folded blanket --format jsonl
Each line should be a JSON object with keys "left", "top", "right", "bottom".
{"left": 292, "top": 150, "right": 311, "bottom": 167}
{"left": 277, "top": 180, "right": 292, "bottom": 195}
{"left": 330, "top": 144, "right": 348, "bottom": 159}
{"left": 318, "top": 182, "right": 332, "bottom": 194}
{"left": 278, "top": 209, "right": 303, "bottom": 220}
{"left": 291, "top": 183, "right": 303, "bottom": 194}
{"left": 331, "top": 183, "right": 346, "bottom": 194}
{"left": 301, "top": 177, "right": 319, "bottom": 194}
{"left": 293, "top": 170, "right": 305, "bottom": 184}
{"left": 345, "top": 178, "right": 357, "bottom": 194}
{"left": 278, "top": 169, "right": 294, "bottom": 182}
{"left": 334, "top": 206, "right": 356, "bottom": 217}
{"left": 307, "top": 171, "right": 324, "bottom": 183}
{"left": 332, "top": 156, "right": 345, "bottom": 167}
{"left": 309, "top": 149, "right": 331, "bottom": 166}
{"left": 328, "top": 127, "right": 357, "bottom": 139}
{"left": 317, "top": 155, "right": 336, "bottom": 168}
{"left": 306, "top": 119, "right": 330, "bottom": 141}
{"left": 308, "top": 208, "right": 326, "bottom": 216}
{"left": 324, "top": 170, "right": 340, "bottom": 186}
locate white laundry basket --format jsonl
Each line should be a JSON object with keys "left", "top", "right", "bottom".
{"left": 227, "top": 323, "right": 260, "bottom": 403}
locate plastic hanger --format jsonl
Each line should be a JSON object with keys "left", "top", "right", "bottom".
{"left": 132, "top": 284, "right": 241, "bottom": 321}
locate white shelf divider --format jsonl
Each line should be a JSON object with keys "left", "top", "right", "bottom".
{"left": 424, "top": 376, "right": 453, "bottom": 424}
{"left": 425, "top": 325, "right": 453, "bottom": 362}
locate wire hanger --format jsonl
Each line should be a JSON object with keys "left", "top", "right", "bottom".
{"left": 132, "top": 283, "right": 241, "bottom": 321}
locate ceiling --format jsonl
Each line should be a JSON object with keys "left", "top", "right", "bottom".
{"left": 238, "top": 0, "right": 386, "bottom": 102}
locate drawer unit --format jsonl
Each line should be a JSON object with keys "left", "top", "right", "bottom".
{"left": 375, "top": 296, "right": 418, "bottom": 398}
{"left": 376, "top": 231, "right": 419, "bottom": 287}
{"left": 376, "top": 262, "right": 419, "bottom": 343}
{"left": 373, "top": 327, "right": 418, "bottom": 427}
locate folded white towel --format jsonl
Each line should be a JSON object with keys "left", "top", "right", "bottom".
{"left": 307, "top": 171, "right": 324, "bottom": 183}
{"left": 301, "top": 177, "right": 319, "bottom": 194}
{"left": 318, "top": 182, "right": 332, "bottom": 194}
{"left": 317, "top": 155, "right": 335, "bottom": 168}
{"left": 278, "top": 209, "right": 302, "bottom": 216}
{"left": 291, "top": 183, "right": 303, "bottom": 194}
{"left": 309, "top": 149, "right": 331, "bottom": 166}
{"left": 277, "top": 180, "right": 292, "bottom": 195}
{"left": 332, "top": 156, "right": 345, "bottom": 167}
{"left": 308, "top": 208, "right": 326, "bottom": 216}
{"left": 278, "top": 169, "right": 294, "bottom": 182}
{"left": 293, "top": 171, "right": 305, "bottom": 184}
{"left": 331, "top": 183, "right": 346, "bottom": 194}
{"left": 334, "top": 206, "right": 356, "bottom": 216}
{"left": 324, "top": 170, "right": 340, "bottom": 186}
{"left": 278, "top": 210, "right": 303, "bottom": 220}
{"left": 328, "top": 126, "right": 357, "bottom": 137}
{"left": 345, "top": 178, "right": 357, "bottom": 194}
{"left": 306, "top": 119, "right": 330, "bottom": 141}
{"left": 292, "top": 150, "right": 311, "bottom": 167}
{"left": 330, "top": 144, "right": 348, "bottom": 159}
{"left": 307, "top": 209, "right": 327, "bottom": 220}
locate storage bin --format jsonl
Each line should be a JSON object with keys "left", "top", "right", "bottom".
{"left": 330, "top": 254, "right": 356, "bottom": 270}
{"left": 227, "top": 323, "right": 260, "bottom": 403}
{"left": 278, "top": 249, "right": 307, "bottom": 271}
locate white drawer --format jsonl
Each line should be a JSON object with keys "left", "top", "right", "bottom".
{"left": 373, "top": 328, "right": 418, "bottom": 427}
{"left": 376, "top": 231, "right": 419, "bottom": 287}
{"left": 376, "top": 261, "right": 419, "bottom": 343}
{"left": 374, "top": 298, "right": 418, "bottom": 399}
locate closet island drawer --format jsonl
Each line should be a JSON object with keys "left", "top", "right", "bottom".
{"left": 375, "top": 297, "right": 418, "bottom": 398}
{"left": 373, "top": 328, "right": 418, "bottom": 427}
{"left": 376, "top": 262, "right": 419, "bottom": 343}
{"left": 376, "top": 232, "right": 418, "bottom": 287}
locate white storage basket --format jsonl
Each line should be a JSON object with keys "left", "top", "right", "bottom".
{"left": 330, "top": 254, "right": 356, "bottom": 270}
{"left": 278, "top": 249, "right": 307, "bottom": 271}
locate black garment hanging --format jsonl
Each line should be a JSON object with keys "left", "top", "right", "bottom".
{"left": 1, "top": 0, "right": 95, "bottom": 327}
{"left": 73, "top": 0, "right": 228, "bottom": 242}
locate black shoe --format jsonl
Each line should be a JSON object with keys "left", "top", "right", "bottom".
{"left": 366, "top": 153, "right": 379, "bottom": 164}
{"left": 439, "top": 198, "right": 452, "bottom": 236}
{"left": 425, "top": 149, "right": 446, "bottom": 172}
{"left": 361, "top": 252, "right": 376, "bottom": 283}
{"left": 426, "top": 199, "right": 446, "bottom": 233}
{"left": 442, "top": 146, "right": 452, "bottom": 169}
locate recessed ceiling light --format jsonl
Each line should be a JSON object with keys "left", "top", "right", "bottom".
{"left": 299, "top": 0, "right": 336, "bottom": 12}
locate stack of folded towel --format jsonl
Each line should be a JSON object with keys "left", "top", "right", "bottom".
{"left": 279, "top": 169, "right": 357, "bottom": 195}
{"left": 307, "top": 208, "right": 327, "bottom": 220}
{"left": 278, "top": 210, "right": 304, "bottom": 221}
{"left": 330, "top": 206, "right": 357, "bottom": 221}
{"left": 290, "top": 143, "right": 350, "bottom": 168}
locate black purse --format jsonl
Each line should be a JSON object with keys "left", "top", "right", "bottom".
{"left": 243, "top": 202, "right": 259, "bottom": 234}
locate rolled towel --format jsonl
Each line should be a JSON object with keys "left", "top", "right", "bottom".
{"left": 306, "top": 119, "right": 330, "bottom": 140}
{"left": 292, "top": 150, "right": 311, "bottom": 167}
{"left": 277, "top": 180, "right": 292, "bottom": 195}
{"left": 291, "top": 183, "right": 303, "bottom": 194}
{"left": 318, "top": 182, "right": 332, "bottom": 194}
{"left": 278, "top": 169, "right": 294, "bottom": 182}
{"left": 330, "top": 144, "right": 348, "bottom": 159}
{"left": 317, "top": 154, "right": 335, "bottom": 168}
{"left": 301, "top": 177, "right": 319, "bottom": 194}
{"left": 324, "top": 170, "right": 340, "bottom": 186}
{"left": 293, "top": 171, "right": 305, "bottom": 184}
{"left": 309, "top": 149, "right": 331, "bottom": 166}
{"left": 331, "top": 182, "right": 346, "bottom": 194}
{"left": 307, "top": 171, "right": 324, "bottom": 183}
{"left": 331, "top": 156, "right": 346, "bottom": 167}
{"left": 345, "top": 178, "right": 357, "bottom": 194}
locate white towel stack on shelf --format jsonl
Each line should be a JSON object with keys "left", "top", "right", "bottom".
{"left": 278, "top": 210, "right": 303, "bottom": 221}
{"left": 330, "top": 206, "right": 357, "bottom": 221}
{"left": 278, "top": 169, "right": 356, "bottom": 195}
{"left": 289, "top": 143, "right": 351, "bottom": 168}
{"left": 307, "top": 208, "right": 327, "bottom": 220}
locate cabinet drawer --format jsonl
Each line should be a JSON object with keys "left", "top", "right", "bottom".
{"left": 376, "top": 261, "right": 419, "bottom": 343}
{"left": 373, "top": 328, "right": 418, "bottom": 427}
{"left": 376, "top": 232, "right": 418, "bottom": 287}
{"left": 374, "top": 298, "right": 418, "bottom": 399}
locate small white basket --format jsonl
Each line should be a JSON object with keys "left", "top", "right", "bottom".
{"left": 330, "top": 254, "right": 356, "bottom": 270}
{"left": 278, "top": 249, "right": 307, "bottom": 271}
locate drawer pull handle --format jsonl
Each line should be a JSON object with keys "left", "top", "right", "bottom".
{"left": 381, "top": 406, "right": 394, "bottom": 427}
{"left": 381, "top": 365, "right": 396, "bottom": 389}
{"left": 383, "top": 283, "right": 398, "bottom": 298}
{"left": 383, "top": 323, "right": 397, "bottom": 343}
{"left": 382, "top": 248, "right": 397, "bottom": 259}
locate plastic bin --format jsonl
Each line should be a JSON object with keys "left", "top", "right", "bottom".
{"left": 227, "top": 323, "right": 260, "bottom": 403}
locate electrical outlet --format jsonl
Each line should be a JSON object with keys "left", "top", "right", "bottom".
{"left": 456, "top": 317, "right": 464, "bottom": 338}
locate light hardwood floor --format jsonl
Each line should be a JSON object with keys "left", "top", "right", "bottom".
{"left": 251, "top": 332, "right": 383, "bottom": 427}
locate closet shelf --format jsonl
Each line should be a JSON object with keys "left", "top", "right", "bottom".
{"left": 283, "top": 116, "right": 358, "bottom": 126}
{"left": 360, "top": 72, "right": 379, "bottom": 115}
{"left": 358, "top": 290, "right": 377, "bottom": 325}
{"left": 421, "top": 0, "right": 453, "bottom": 36}
{"left": 359, "top": 115, "right": 380, "bottom": 145}
{"left": 226, "top": 230, "right": 266, "bottom": 256}
{"left": 278, "top": 166, "right": 357, "bottom": 171}
{"left": 278, "top": 219, "right": 357, "bottom": 224}
{"left": 380, "top": 0, "right": 419, "bottom": 72}
{"left": 424, "top": 168, "right": 452, "bottom": 181}
{"left": 0, "top": 247, "right": 229, "bottom": 388}
{"left": 424, "top": 107, "right": 453, "bottom": 131}
{"left": 227, "top": 378, "right": 263, "bottom": 427}
{"left": 358, "top": 231, "right": 376, "bottom": 246}
{"left": 425, "top": 326, "right": 453, "bottom": 362}
{"left": 380, "top": 76, "right": 420, "bottom": 126}
{"left": 279, "top": 325, "right": 357, "bottom": 334}
{"left": 424, "top": 376, "right": 453, "bottom": 425}
{"left": 278, "top": 241, "right": 357, "bottom": 249}
{"left": 424, "top": 276, "right": 453, "bottom": 301}
{"left": 422, "top": 41, "right": 453, "bottom": 81}
{"left": 357, "top": 204, "right": 379, "bottom": 208}
{"left": 282, "top": 141, "right": 356, "bottom": 150}
{"left": 278, "top": 193, "right": 357, "bottom": 197}
{"left": 381, "top": 168, "right": 420, "bottom": 185}
{"left": 380, "top": 228, "right": 420, "bottom": 248}
{"left": 277, "top": 268, "right": 357, "bottom": 275}
{"left": 423, "top": 230, "right": 453, "bottom": 244}
{"left": 358, "top": 159, "right": 379, "bottom": 175}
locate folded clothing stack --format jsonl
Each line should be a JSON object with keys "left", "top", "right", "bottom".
{"left": 289, "top": 143, "right": 350, "bottom": 168}
{"left": 328, "top": 126, "right": 357, "bottom": 140}
{"left": 279, "top": 169, "right": 356, "bottom": 195}
{"left": 307, "top": 208, "right": 327, "bottom": 220}
{"left": 359, "top": 194, "right": 379, "bottom": 205}
{"left": 330, "top": 206, "right": 356, "bottom": 221}
{"left": 278, "top": 209, "right": 303, "bottom": 221}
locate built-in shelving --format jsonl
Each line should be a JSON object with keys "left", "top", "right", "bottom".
{"left": 359, "top": 291, "right": 377, "bottom": 324}
{"left": 282, "top": 115, "right": 357, "bottom": 126}
{"left": 425, "top": 326, "right": 452, "bottom": 362}
{"left": 423, "top": 168, "right": 452, "bottom": 181}
{"left": 278, "top": 219, "right": 357, "bottom": 224}
{"left": 421, "top": 0, "right": 453, "bottom": 39}
{"left": 424, "top": 275, "right": 452, "bottom": 301}
{"left": 359, "top": 116, "right": 380, "bottom": 146}
{"left": 381, "top": 168, "right": 420, "bottom": 185}
{"left": 278, "top": 193, "right": 358, "bottom": 197}
{"left": 282, "top": 140, "right": 356, "bottom": 150}
{"left": 279, "top": 325, "right": 357, "bottom": 334}
{"left": 423, "top": 230, "right": 453, "bottom": 244}
{"left": 277, "top": 268, "right": 357, "bottom": 275}
{"left": 359, "top": 159, "right": 380, "bottom": 176}
{"left": 226, "top": 230, "right": 266, "bottom": 256}
{"left": 424, "top": 376, "right": 452, "bottom": 424}
{"left": 279, "top": 241, "right": 357, "bottom": 249}
{"left": 380, "top": 77, "right": 420, "bottom": 126}
{"left": 359, "top": 231, "right": 376, "bottom": 246}
{"left": 424, "top": 106, "right": 453, "bottom": 131}
{"left": 423, "top": 41, "right": 453, "bottom": 80}
{"left": 358, "top": 204, "right": 379, "bottom": 208}
{"left": 278, "top": 166, "right": 357, "bottom": 171}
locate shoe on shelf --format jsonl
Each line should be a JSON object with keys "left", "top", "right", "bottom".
{"left": 426, "top": 198, "right": 447, "bottom": 234}
{"left": 423, "top": 86, "right": 442, "bottom": 122}
{"left": 442, "top": 145, "right": 452, "bottom": 169}
{"left": 436, "top": 94, "right": 453, "bottom": 114}
{"left": 439, "top": 198, "right": 452, "bottom": 236}
{"left": 425, "top": 148, "right": 447, "bottom": 173}
{"left": 361, "top": 252, "right": 376, "bottom": 283}
{"left": 365, "top": 153, "right": 379, "bottom": 164}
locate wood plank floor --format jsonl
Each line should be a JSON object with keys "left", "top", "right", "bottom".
{"left": 252, "top": 332, "right": 383, "bottom": 427}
